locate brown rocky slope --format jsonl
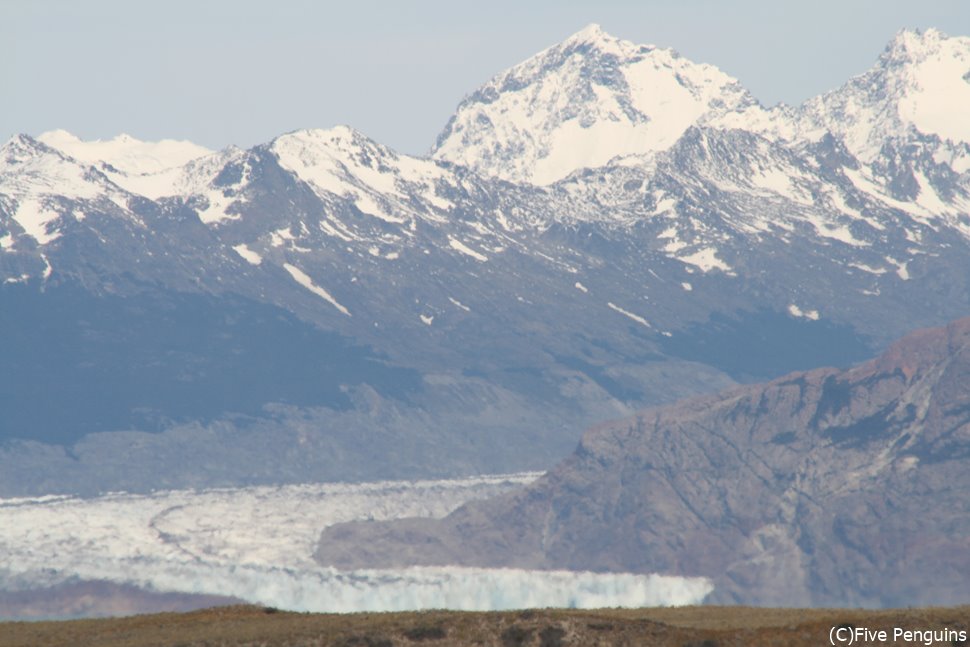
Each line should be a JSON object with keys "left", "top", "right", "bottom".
{"left": 315, "top": 317, "right": 970, "bottom": 607}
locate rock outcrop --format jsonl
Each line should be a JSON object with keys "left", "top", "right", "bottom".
{"left": 316, "top": 317, "right": 970, "bottom": 607}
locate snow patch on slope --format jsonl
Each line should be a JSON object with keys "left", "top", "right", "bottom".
{"left": 283, "top": 263, "right": 351, "bottom": 316}
{"left": 607, "top": 302, "right": 651, "bottom": 327}
{"left": 676, "top": 248, "right": 732, "bottom": 273}
{"left": 12, "top": 198, "right": 62, "bottom": 245}
{"left": 449, "top": 237, "right": 488, "bottom": 261}
{"left": 232, "top": 243, "right": 262, "bottom": 265}
{"left": 788, "top": 304, "right": 820, "bottom": 320}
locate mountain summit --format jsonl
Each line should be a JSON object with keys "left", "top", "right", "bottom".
{"left": 432, "top": 24, "right": 758, "bottom": 184}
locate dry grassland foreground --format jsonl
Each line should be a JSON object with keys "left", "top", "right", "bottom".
{"left": 1, "top": 604, "right": 969, "bottom": 646}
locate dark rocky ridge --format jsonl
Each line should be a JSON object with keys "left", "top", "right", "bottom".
{"left": 315, "top": 317, "right": 970, "bottom": 607}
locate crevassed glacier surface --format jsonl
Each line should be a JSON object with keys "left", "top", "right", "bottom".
{"left": 0, "top": 473, "right": 713, "bottom": 611}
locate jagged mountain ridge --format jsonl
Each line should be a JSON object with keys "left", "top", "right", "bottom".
{"left": 433, "top": 25, "right": 970, "bottom": 188}
{"left": 2, "top": 26, "right": 970, "bottom": 494}
{"left": 314, "top": 316, "right": 970, "bottom": 607}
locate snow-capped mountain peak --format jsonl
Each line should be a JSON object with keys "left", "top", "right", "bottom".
{"left": 37, "top": 129, "right": 212, "bottom": 176}
{"left": 1, "top": 134, "right": 47, "bottom": 166}
{"left": 884, "top": 27, "right": 950, "bottom": 63}
{"left": 432, "top": 25, "right": 759, "bottom": 185}
{"left": 270, "top": 126, "right": 454, "bottom": 223}
{"left": 271, "top": 125, "right": 406, "bottom": 181}
{"left": 556, "top": 22, "right": 631, "bottom": 55}
{"left": 797, "top": 28, "right": 970, "bottom": 161}
{"left": 0, "top": 134, "right": 151, "bottom": 279}
{"left": 883, "top": 28, "right": 970, "bottom": 144}
{"left": 0, "top": 134, "right": 114, "bottom": 205}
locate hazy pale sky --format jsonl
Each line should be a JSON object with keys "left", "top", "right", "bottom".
{"left": 3, "top": 0, "right": 970, "bottom": 155}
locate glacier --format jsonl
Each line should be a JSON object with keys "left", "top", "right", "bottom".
{"left": 0, "top": 474, "right": 712, "bottom": 612}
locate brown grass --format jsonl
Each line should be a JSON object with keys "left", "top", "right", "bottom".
{"left": 1, "top": 603, "right": 968, "bottom": 646}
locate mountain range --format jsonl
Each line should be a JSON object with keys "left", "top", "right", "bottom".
{"left": 2, "top": 25, "right": 970, "bottom": 496}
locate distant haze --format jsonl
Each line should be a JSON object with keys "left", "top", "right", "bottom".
{"left": 4, "top": 0, "right": 970, "bottom": 154}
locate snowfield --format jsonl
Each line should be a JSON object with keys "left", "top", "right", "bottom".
{"left": 0, "top": 474, "right": 713, "bottom": 612}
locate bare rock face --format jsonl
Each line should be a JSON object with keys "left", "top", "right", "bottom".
{"left": 315, "top": 317, "right": 970, "bottom": 607}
